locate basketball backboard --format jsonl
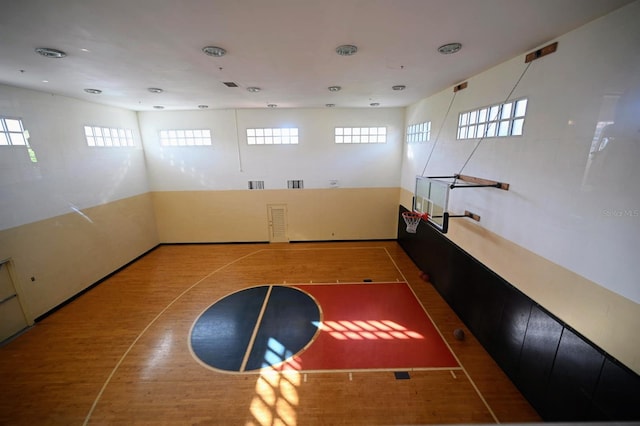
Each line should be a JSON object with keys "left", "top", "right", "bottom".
{"left": 413, "top": 176, "right": 450, "bottom": 233}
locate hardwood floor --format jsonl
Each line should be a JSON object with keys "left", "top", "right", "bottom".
{"left": 0, "top": 242, "right": 541, "bottom": 425}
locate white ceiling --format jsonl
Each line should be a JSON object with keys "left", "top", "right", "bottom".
{"left": 0, "top": 0, "right": 634, "bottom": 111}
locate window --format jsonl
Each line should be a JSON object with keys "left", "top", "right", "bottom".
{"left": 335, "top": 127, "right": 387, "bottom": 144}
{"left": 84, "top": 126, "right": 135, "bottom": 147}
{"left": 457, "top": 98, "right": 528, "bottom": 140}
{"left": 248, "top": 180, "right": 265, "bottom": 190}
{"left": 0, "top": 117, "right": 27, "bottom": 146}
{"left": 246, "top": 127, "right": 298, "bottom": 145}
{"left": 287, "top": 180, "right": 304, "bottom": 189}
{"left": 159, "top": 129, "right": 211, "bottom": 146}
{"left": 407, "top": 121, "right": 431, "bottom": 143}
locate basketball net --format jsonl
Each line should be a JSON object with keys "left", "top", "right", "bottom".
{"left": 402, "top": 211, "right": 428, "bottom": 233}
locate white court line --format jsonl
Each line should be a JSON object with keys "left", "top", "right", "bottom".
{"left": 240, "top": 285, "right": 273, "bottom": 372}
{"left": 83, "top": 249, "right": 267, "bottom": 426}
{"left": 383, "top": 247, "right": 500, "bottom": 424}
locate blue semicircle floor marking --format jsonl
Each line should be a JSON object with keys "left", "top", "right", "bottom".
{"left": 190, "top": 286, "right": 268, "bottom": 371}
{"left": 190, "top": 285, "right": 320, "bottom": 372}
{"left": 245, "top": 285, "right": 320, "bottom": 371}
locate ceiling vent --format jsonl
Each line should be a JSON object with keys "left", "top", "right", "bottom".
{"left": 335, "top": 44, "right": 358, "bottom": 56}
{"left": 202, "top": 46, "right": 227, "bottom": 57}
{"left": 223, "top": 82, "right": 238, "bottom": 87}
{"left": 35, "top": 47, "right": 67, "bottom": 58}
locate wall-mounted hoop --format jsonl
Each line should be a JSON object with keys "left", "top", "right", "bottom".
{"left": 413, "top": 174, "right": 504, "bottom": 234}
{"left": 402, "top": 211, "right": 429, "bottom": 233}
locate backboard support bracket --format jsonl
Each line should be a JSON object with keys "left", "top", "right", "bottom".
{"left": 449, "top": 210, "right": 481, "bottom": 221}
{"left": 413, "top": 174, "right": 508, "bottom": 233}
{"left": 428, "top": 174, "right": 510, "bottom": 191}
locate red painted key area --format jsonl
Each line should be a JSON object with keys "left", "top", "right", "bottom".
{"left": 280, "top": 282, "right": 458, "bottom": 371}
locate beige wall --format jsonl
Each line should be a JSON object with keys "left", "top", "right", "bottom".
{"left": 401, "top": 188, "right": 640, "bottom": 374}
{"left": 153, "top": 188, "right": 400, "bottom": 243}
{"left": 0, "top": 194, "right": 158, "bottom": 320}
{"left": 1, "top": 187, "right": 397, "bottom": 322}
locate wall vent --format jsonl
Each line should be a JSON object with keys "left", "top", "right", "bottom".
{"left": 248, "top": 180, "right": 265, "bottom": 190}
{"left": 287, "top": 180, "right": 304, "bottom": 189}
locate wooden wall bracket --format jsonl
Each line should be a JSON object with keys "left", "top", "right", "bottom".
{"left": 525, "top": 42, "right": 558, "bottom": 63}
{"left": 427, "top": 174, "right": 510, "bottom": 190}
{"left": 456, "top": 174, "right": 510, "bottom": 190}
{"left": 453, "top": 81, "right": 468, "bottom": 92}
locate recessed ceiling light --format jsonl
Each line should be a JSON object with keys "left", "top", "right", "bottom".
{"left": 84, "top": 88, "right": 102, "bottom": 94}
{"left": 328, "top": 86, "right": 341, "bottom": 92}
{"left": 80, "top": 48, "right": 90, "bottom": 53}
{"left": 370, "top": 102, "right": 380, "bottom": 107}
{"left": 267, "top": 104, "right": 277, "bottom": 108}
{"left": 325, "top": 104, "right": 335, "bottom": 108}
{"left": 247, "top": 87, "right": 261, "bottom": 93}
{"left": 202, "top": 46, "right": 227, "bottom": 57}
{"left": 148, "top": 87, "right": 163, "bottom": 94}
{"left": 335, "top": 44, "right": 358, "bottom": 56}
{"left": 437, "top": 42, "right": 462, "bottom": 55}
{"left": 392, "top": 85, "right": 406, "bottom": 91}
{"left": 198, "top": 105, "right": 209, "bottom": 109}
{"left": 42, "top": 80, "right": 49, "bottom": 83}
{"left": 35, "top": 47, "right": 67, "bottom": 58}
{"left": 153, "top": 105, "right": 165, "bottom": 110}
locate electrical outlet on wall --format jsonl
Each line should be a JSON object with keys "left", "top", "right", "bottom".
{"left": 329, "top": 179, "right": 339, "bottom": 188}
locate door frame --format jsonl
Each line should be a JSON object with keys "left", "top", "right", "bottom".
{"left": 0, "top": 257, "right": 33, "bottom": 328}
{"left": 267, "top": 204, "right": 289, "bottom": 243}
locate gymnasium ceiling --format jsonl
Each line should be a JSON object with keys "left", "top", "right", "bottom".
{"left": 0, "top": 0, "right": 635, "bottom": 111}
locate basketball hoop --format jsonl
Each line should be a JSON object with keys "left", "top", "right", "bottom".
{"left": 402, "top": 211, "right": 428, "bottom": 233}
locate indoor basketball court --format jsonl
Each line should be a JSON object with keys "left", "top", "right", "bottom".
{"left": 2, "top": 1, "right": 639, "bottom": 424}
{"left": 0, "top": 243, "right": 539, "bottom": 424}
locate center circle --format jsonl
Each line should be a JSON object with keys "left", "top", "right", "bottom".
{"left": 190, "top": 285, "right": 320, "bottom": 372}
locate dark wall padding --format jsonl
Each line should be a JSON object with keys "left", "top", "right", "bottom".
{"left": 397, "top": 205, "right": 640, "bottom": 421}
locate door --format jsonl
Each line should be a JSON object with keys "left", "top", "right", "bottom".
{"left": 267, "top": 204, "right": 289, "bottom": 243}
{"left": 0, "top": 260, "right": 30, "bottom": 342}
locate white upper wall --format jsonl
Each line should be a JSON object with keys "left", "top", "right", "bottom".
{"left": 401, "top": 1, "right": 640, "bottom": 303}
{"left": 138, "top": 107, "right": 404, "bottom": 191}
{"left": 3, "top": 2, "right": 637, "bottom": 306}
{"left": 0, "top": 84, "right": 149, "bottom": 231}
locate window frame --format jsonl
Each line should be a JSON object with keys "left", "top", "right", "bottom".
{"left": 246, "top": 127, "right": 299, "bottom": 145}
{"left": 84, "top": 125, "right": 135, "bottom": 147}
{"left": 0, "top": 116, "right": 27, "bottom": 146}
{"left": 457, "top": 98, "right": 528, "bottom": 140}
{"left": 406, "top": 121, "right": 431, "bottom": 143}
{"left": 334, "top": 127, "right": 387, "bottom": 144}
{"left": 159, "top": 128, "right": 212, "bottom": 147}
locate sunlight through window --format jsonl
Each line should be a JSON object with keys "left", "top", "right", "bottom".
{"left": 250, "top": 338, "right": 301, "bottom": 426}
{"left": 367, "top": 320, "right": 393, "bottom": 331}
{"left": 345, "top": 331, "right": 363, "bottom": 340}
{"left": 324, "top": 321, "right": 347, "bottom": 331}
{"left": 353, "top": 320, "right": 377, "bottom": 331}
{"left": 313, "top": 320, "right": 424, "bottom": 340}
{"left": 374, "top": 331, "right": 394, "bottom": 340}
{"left": 360, "top": 331, "right": 377, "bottom": 340}
{"left": 382, "top": 320, "right": 407, "bottom": 331}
